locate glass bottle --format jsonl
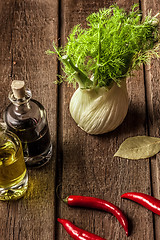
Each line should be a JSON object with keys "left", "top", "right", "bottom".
{"left": 0, "top": 122, "right": 28, "bottom": 200}
{"left": 4, "top": 80, "right": 52, "bottom": 168}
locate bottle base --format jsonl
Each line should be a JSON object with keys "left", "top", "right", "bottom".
{"left": 25, "top": 144, "right": 52, "bottom": 168}
{"left": 0, "top": 172, "right": 28, "bottom": 201}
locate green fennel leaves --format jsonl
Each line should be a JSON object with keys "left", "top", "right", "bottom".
{"left": 114, "top": 136, "right": 160, "bottom": 160}
{"left": 48, "top": 4, "right": 160, "bottom": 89}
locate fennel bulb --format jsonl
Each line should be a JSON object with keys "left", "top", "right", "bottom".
{"left": 70, "top": 80, "right": 129, "bottom": 134}
{"left": 47, "top": 4, "right": 160, "bottom": 134}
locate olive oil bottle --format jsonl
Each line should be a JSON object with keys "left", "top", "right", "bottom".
{"left": 4, "top": 81, "right": 52, "bottom": 167}
{"left": 0, "top": 123, "right": 28, "bottom": 200}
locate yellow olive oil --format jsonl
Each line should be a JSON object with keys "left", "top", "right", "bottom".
{"left": 0, "top": 138, "right": 26, "bottom": 188}
{"left": 0, "top": 126, "right": 28, "bottom": 201}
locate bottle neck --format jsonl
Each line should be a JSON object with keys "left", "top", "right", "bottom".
{"left": 9, "top": 88, "right": 31, "bottom": 105}
{"left": 8, "top": 89, "right": 32, "bottom": 114}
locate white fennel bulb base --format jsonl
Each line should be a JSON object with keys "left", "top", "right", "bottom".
{"left": 69, "top": 80, "right": 129, "bottom": 135}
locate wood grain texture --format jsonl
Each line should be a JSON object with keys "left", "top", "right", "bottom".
{"left": 0, "top": 0, "right": 159, "bottom": 239}
{"left": 0, "top": 0, "right": 58, "bottom": 239}
{"left": 57, "top": 0, "right": 155, "bottom": 239}
{"left": 142, "top": 0, "right": 160, "bottom": 239}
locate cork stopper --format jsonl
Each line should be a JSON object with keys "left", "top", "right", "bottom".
{"left": 11, "top": 80, "right": 25, "bottom": 99}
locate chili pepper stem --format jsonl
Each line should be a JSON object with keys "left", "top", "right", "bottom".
{"left": 62, "top": 196, "right": 69, "bottom": 204}
{"left": 55, "top": 184, "right": 69, "bottom": 204}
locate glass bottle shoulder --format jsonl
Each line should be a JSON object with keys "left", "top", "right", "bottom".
{"left": 4, "top": 98, "right": 47, "bottom": 131}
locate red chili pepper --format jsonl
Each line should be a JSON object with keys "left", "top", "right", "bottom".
{"left": 58, "top": 218, "right": 106, "bottom": 240}
{"left": 121, "top": 192, "right": 160, "bottom": 215}
{"left": 63, "top": 195, "right": 129, "bottom": 236}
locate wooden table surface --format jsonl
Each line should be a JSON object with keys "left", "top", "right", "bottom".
{"left": 0, "top": 0, "right": 160, "bottom": 239}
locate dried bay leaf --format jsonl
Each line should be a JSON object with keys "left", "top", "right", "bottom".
{"left": 114, "top": 136, "right": 160, "bottom": 160}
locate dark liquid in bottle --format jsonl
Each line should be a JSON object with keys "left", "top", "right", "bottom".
{"left": 22, "top": 125, "right": 51, "bottom": 157}
{"left": 4, "top": 92, "right": 52, "bottom": 167}
{"left": 6, "top": 118, "right": 51, "bottom": 158}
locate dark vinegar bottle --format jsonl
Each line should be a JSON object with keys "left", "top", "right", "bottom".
{"left": 4, "top": 80, "right": 52, "bottom": 168}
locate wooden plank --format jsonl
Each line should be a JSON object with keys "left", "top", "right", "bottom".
{"left": 142, "top": 0, "right": 160, "bottom": 239}
{"left": 0, "top": 0, "right": 58, "bottom": 239}
{"left": 57, "top": 0, "right": 155, "bottom": 239}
